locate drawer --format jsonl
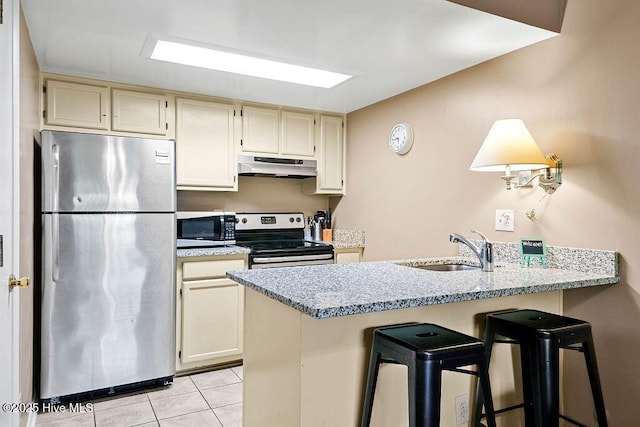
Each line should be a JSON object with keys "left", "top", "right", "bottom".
{"left": 182, "top": 259, "right": 245, "bottom": 280}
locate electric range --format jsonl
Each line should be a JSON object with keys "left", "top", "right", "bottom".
{"left": 235, "top": 212, "right": 334, "bottom": 269}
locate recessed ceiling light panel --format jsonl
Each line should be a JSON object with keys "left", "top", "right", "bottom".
{"left": 146, "top": 38, "right": 352, "bottom": 89}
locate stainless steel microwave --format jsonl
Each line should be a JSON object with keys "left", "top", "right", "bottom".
{"left": 176, "top": 211, "right": 236, "bottom": 248}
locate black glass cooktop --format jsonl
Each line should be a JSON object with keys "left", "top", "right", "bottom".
{"left": 236, "top": 239, "right": 332, "bottom": 254}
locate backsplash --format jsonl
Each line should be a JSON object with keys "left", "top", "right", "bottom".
{"left": 177, "top": 176, "right": 329, "bottom": 219}
{"left": 458, "top": 240, "right": 618, "bottom": 276}
{"left": 332, "top": 230, "right": 365, "bottom": 249}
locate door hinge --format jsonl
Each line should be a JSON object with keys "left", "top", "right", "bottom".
{"left": 234, "top": 175, "right": 236, "bottom": 183}
{"left": 179, "top": 288, "right": 183, "bottom": 297}
{"left": 1, "top": 0, "right": 3, "bottom": 25}
{"left": 314, "top": 119, "right": 316, "bottom": 125}
{"left": 43, "top": 110, "right": 47, "bottom": 119}
{"left": 165, "top": 101, "right": 168, "bottom": 108}
{"left": 165, "top": 123, "right": 168, "bottom": 130}
{"left": 0, "top": 235, "right": 3, "bottom": 267}
{"left": 240, "top": 109, "right": 243, "bottom": 117}
{"left": 233, "top": 109, "right": 236, "bottom": 117}
{"left": 313, "top": 145, "right": 316, "bottom": 153}
{"left": 178, "top": 350, "right": 181, "bottom": 359}
{"left": 42, "top": 85, "right": 47, "bottom": 93}
{"left": 240, "top": 139, "right": 243, "bottom": 146}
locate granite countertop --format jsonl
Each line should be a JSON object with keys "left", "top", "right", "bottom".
{"left": 177, "top": 245, "right": 250, "bottom": 258}
{"left": 227, "top": 253, "right": 619, "bottom": 319}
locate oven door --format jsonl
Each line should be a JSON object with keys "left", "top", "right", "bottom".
{"left": 250, "top": 253, "right": 334, "bottom": 269}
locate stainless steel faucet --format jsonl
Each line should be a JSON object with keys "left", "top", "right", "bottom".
{"left": 450, "top": 230, "right": 494, "bottom": 272}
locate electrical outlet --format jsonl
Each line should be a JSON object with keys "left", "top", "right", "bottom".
{"left": 455, "top": 394, "right": 469, "bottom": 425}
{"left": 495, "top": 209, "right": 515, "bottom": 232}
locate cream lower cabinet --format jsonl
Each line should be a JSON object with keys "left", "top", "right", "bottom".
{"left": 176, "top": 256, "right": 246, "bottom": 373}
{"left": 176, "top": 98, "right": 237, "bottom": 191}
{"left": 335, "top": 248, "right": 363, "bottom": 264}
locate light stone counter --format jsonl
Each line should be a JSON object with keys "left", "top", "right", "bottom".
{"left": 176, "top": 245, "right": 250, "bottom": 258}
{"left": 228, "top": 255, "right": 618, "bottom": 319}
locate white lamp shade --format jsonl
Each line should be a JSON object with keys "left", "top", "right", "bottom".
{"left": 470, "top": 119, "right": 549, "bottom": 172}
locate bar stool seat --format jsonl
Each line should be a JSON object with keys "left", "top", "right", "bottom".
{"left": 361, "top": 323, "right": 496, "bottom": 427}
{"left": 474, "top": 309, "right": 607, "bottom": 427}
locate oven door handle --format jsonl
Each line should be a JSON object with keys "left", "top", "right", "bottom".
{"left": 252, "top": 253, "right": 334, "bottom": 264}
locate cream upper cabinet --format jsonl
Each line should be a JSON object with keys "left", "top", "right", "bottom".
{"left": 304, "top": 114, "right": 346, "bottom": 195}
{"left": 176, "top": 98, "right": 237, "bottom": 191}
{"left": 177, "top": 257, "right": 246, "bottom": 372}
{"left": 45, "top": 79, "right": 109, "bottom": 130}
{"left": 241, "top": 105, "right": 280, "bottom": 154}
{"left": 112, "top": 89, "right": 167, "bottom": 135}
{"left": 280, "top": 110, "right": 315, "bottom": 157}
{"left": 241, "top": 105, "right": 316, "bottom": 158}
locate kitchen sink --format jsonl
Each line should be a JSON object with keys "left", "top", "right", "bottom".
{"left": 397, "top": 262, "right": 481, "bottom": 272}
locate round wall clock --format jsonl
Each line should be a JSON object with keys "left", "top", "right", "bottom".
{"left": 388, "top": 122, "right": 414, "bottom": 155}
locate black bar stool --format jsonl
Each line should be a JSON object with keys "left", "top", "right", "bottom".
{"left": 473, "top": 309, "right": 607, "bottom": 427}
{"left": 361, "top": 323, "right": 497, "bottom": 427}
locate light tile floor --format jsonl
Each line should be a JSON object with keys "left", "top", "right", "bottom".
{"left": 36, "top": 366, "right": 243, "bottom": 427}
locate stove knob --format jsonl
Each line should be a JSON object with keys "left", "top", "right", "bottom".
{"left": 289, "top": 217, "right": 295, "bottom": 223}
{"left": 296, "top": 217, "right": 302, "bottom": 222}
{"left": 241, "top": 218, "right": 247, "bottom": 224}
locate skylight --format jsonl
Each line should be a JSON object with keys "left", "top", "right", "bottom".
{"left": 149, "top": 40, "right": 352, "bottom": 89}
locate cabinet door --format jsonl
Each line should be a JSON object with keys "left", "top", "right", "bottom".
{"left": 281, "top": 110, "right": 315, "bottom": 157}
{"left": 335, "top": 250, "right": 362, "bottom": 264}
{"left": 317, "top": 115, "right": 345, "bottom": 192}
{"left": 241, "top": 105, "right": 279, "bottom": 154}
{"left": 176, "top": 98, "right": 236, "bottom": 190}
{"left": 112, "top": 89, "right": 167, "bottom": 135}
{"left": 45, "top": 80, "right": 109, "bottom": 130}
{"left": 181, "top": 278, "right": 244, "bottom": 364}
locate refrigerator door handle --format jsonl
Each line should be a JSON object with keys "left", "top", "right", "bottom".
{"left": 51, "top": 213, "right": 59, "bottom": 282}
{"left": 51, "top": 143, "right": 60, "bottom": 212}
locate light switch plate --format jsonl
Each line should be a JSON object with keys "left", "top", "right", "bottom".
{"left": 495, "top": 209, "right": 515, "bottom": 232}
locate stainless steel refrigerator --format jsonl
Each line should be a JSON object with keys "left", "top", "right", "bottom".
{"left": 40, "top": 130, "right": 176, "bottom": 401}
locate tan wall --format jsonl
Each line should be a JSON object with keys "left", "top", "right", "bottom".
{"left": 19, "top": 5, "right": 40, "bottom": 422}
{"left": 337, "top": 0, "right": 639, "bottom": 425}
{"left": 178, "top": 176, "right": 329, "bottom": 218}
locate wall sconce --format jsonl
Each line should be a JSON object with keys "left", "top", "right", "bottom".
{"left": 469, "top": 119, "right": 562, "bottom": 194}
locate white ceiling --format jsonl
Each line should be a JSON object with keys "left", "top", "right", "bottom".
{"left": 21, "top": 0, "right": 557, "bottom": 113}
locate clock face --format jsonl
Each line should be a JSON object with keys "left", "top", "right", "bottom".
{"left": 388, "top": 123, "right": 414, "bottom": 154}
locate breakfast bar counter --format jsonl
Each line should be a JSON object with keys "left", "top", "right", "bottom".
{"left": 228, "top": 247, "right": 618, "bottom": 427}
{"left": 228, "top": 256, "right": 617, "bottom": 319}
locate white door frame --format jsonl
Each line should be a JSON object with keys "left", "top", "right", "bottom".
{"left": 0, "top": 0, "right": 21, "bottom": 425}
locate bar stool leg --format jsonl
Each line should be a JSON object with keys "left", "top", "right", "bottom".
{"left": 537, "top": 337, "right": 560, "bottom": 427}
{"left": 408, "top": 359, "right": 441, "bottom": 427}
{"left": 520, "top": 342, "right": 541, "bottom": 427}
{"left": 473, "top": 321, "right": 495, "bottom": 426}
{"left": 361, "top": 343, "right": 382, "bottom": 427}
{"left": 477, "top": 352, "right": 497, "bottom": 427}
{"left": 582, "top": 337, "right": 608, "bottom": 427}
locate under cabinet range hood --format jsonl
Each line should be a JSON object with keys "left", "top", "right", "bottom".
{"left": 238, "top": 155, "right": 317, "bottom": 178}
